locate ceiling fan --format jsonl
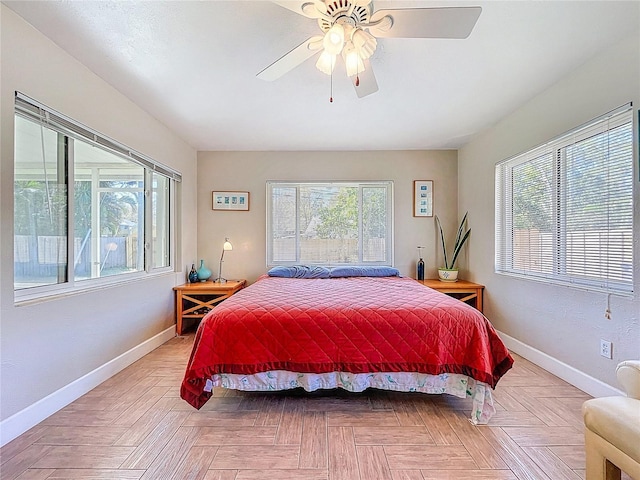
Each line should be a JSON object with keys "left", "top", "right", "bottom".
{"left": 257, "top": 0, "right": 482, "bottom": 100}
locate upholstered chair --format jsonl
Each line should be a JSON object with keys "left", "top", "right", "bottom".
{"left": 582, "top": 360, "right": 640, "bottom": 480}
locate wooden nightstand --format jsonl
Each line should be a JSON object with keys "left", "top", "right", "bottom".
{"left": 416, "top": 279, "right": 485, "bottom": 313}
{"left": 173, "top": 280, "right": 246, "bottom": 335}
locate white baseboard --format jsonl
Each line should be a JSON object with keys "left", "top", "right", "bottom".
{"left": 0, "top": 326, "right": 175, "bottom": 447}
{"left": 497, "top": 330, "right": 623, "bottom": 398}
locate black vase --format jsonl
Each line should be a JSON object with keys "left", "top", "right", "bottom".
{"left": 417, "top": 257, "right": 425, "bottom": 280}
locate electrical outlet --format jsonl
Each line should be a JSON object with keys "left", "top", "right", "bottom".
{"left": 600, "top": 339, "right": 612, "bottom": 359}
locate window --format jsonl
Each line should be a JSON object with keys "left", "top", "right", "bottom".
{"left": 267, "top": 181, "right": 393, "bottom": 266}
{"left": 152, "top": 173, "right": 171, "bottom": 269}
{"left": 14, "top": 92, "right": 181, "bottom": 299}
{"left": 73, "top": 140, "right": 145, "bottom": 281}
{"left": 495, "top": 104, "right": 634, "bottom": 294}
{"left": 14, "top": 115, "right": 69, "bottom": 289}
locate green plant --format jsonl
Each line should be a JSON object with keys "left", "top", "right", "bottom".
{"left": 435, "top": 212, "right": 471, "bottom": 269}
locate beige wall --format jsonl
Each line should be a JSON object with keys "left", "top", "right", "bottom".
{"left": 459, "top": 33, "right": 640, "bottom": 388}
{"left": 196, "top": 150, "right": 459, "bottom": 283}
{"left": 0, "top": 6, "right": 198, "bottom": 424}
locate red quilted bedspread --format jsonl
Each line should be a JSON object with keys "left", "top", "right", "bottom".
{"left": 181, "top": 275, "right": 513, "bottom": 409}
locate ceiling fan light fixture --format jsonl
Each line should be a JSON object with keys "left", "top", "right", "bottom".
{"left": 352, "top": 28, "right": 377, "bottom": 59}
{"left": 260, "top": 2, "right": 482, "bottom": 100}
{"left": 323, "top": 23, "right": 345, "bottom": 55}
{"left": 316, "top": 50, "right": 336, "bottom": 75}
{"left": 342, "top": 42, "right": 365, "bottom": 77}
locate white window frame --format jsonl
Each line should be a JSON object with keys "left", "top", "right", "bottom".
{"left": 495, "top": 104, "right": 634, "bottom": 295}
{"left": 266, "top": 181, "right": 394, "bottom": 267}
{"left": 14, "top": 92, "right": 181, "bottom": 303}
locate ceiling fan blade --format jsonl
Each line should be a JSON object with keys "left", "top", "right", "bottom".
{"left": 351, "top": 60, "right": 378, "bottom": 98}
{"left": 272, "top": 1, "right": 328, "bottom": 19}
{"left": 257, "top": 36, "right": 323, "bottom": 81}
{"left": 369, "top": 6, "right": 482, "bottom": 39}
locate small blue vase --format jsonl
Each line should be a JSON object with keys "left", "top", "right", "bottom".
{"left": 196, "top": 259, "right": 212, "bottom": 282}
{"left": 188, "top": 264, "right": 199, "bottom": 283}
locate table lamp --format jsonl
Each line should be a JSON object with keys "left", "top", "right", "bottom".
{"left": 215, "top": 238, "right": 233, "bottom": 283}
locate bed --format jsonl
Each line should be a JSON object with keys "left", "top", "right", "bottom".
{"left": 180, "top": 267, "right": 514, "bottom": 424}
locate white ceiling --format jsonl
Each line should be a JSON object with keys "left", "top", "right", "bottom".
{"left": 5, "top": 1, "right": 639, "bottom": 151}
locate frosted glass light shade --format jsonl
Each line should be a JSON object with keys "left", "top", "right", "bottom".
{"left": 352, "top": 28, "right": 377, "bottom": 60}
{"left": 316, "top": 50, "right": 336, "bottom": 75}
{"left": 323, "top": 24, "right": 345, "bottom": 55}
{"left": 342, "top": 42, "right": 365, "bottom": 77}
{"left": 223, "top": 240, "right": 233, "bottom": 251}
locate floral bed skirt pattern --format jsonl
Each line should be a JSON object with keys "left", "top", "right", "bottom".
{"left": 204, "top": 370, "right": 495, "bottom": 424}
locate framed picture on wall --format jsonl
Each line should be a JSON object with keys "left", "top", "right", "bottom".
{"left": 413, "top": 180, "right": 433, "bottom": 217}
{"left": 212, "top": 191, "right": 250, "bottom": 211}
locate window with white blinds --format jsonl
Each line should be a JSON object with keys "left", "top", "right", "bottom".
{"left": 266, "top": 181, "right": 394, "bottom": 266}
{"left": 495, "top": 104, "right": 634, "bottom": 295}
{"left": 14, "top": 92, "right": 180, "bottom": 301}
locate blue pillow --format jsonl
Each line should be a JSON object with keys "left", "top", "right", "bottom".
{"left": 267, "top": 265, "right": 331, "bottom": 279}
{"left": 329, "top": 266, "right": 400, "bottom": 278}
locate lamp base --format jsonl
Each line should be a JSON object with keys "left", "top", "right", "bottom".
{"left": 213, "top": 277, "right": 227, "bottom": 284}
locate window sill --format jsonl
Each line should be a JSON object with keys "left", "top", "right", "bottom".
{"left": 14, "top": 268, "right": 176, "bottom": 307}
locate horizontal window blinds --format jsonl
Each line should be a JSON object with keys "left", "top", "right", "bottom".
{"left": 495, "top": 104, "right": 634, "bottom": 294}
{"left": 15, "top": 92, "right": 182, "bottom": 182}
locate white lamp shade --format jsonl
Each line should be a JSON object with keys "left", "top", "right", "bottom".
{"left": 342, "top": 42, "right": 365, "bottom": 77}
{"left": 316, "top": 50, "right": 336, "bottom": 75}
{"left": 323, "top": 24, "right": 345, "bottom": 56}
{"left": 223, "top": 240, "right": 233, "bottom": 251}
{"left": 352, "top": 28, "right": 377, "bottom": 60}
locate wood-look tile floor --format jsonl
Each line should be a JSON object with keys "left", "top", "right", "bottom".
{"left": 1, "top": 335, "right": 632, "bottom": 480}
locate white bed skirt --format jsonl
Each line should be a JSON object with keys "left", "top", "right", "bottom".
{"left": 204, "top": 370, "right": 496, "bottom": 424}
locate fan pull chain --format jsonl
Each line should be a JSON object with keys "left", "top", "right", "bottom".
{"left": 330, "top": 70, "right": 333, "bottom": 103}
{"left": 355, "top": 61, "right": 360, "bottom": 87}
